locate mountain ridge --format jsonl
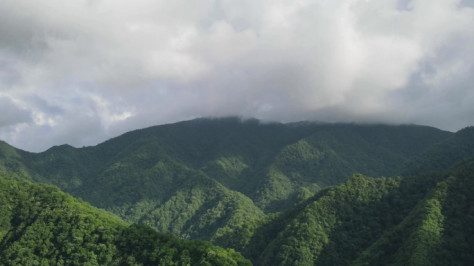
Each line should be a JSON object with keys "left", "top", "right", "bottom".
{"left": 2, "top": 117, "right": 474, "bottom": 265}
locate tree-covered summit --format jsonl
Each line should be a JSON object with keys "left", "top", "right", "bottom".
{"left": 2, "top": 118, "right": 474, "bottom": 265}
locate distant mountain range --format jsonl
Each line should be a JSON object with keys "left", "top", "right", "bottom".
{"left": 1, "top": 117, "right": 473, "bottom": 265}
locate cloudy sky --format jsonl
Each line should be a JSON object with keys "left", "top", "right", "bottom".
{"left": 1, "top": 0, "right": 473, "bottom": 152}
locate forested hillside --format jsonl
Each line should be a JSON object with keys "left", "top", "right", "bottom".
{"left": 353, "top": 161, "right": 474, "bottom": 265}
{"left": 2, "top": 118, "right": 474, "bottom": 265}
{"left": 241, "top": 161, "right": 474, "bottom": 265}
{"left": 0, "top": 119, "right": 451, "bottom": 233}
{"left": 0, "top": 177, "right": 250, "bottom": 265}
{"left": 401, "top": 126, "right": 474, "bottom": 176}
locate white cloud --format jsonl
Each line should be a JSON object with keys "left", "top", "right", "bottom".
{"left": 0, "top": 0, "right": 473, "bottom": 151}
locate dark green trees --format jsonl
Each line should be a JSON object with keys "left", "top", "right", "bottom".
{"left": 2, "top": 118, "right": 474, "bottom": 265}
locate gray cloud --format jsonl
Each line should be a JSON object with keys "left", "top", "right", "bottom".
{"left": 0, "top": 0, "right": 473, "bottom": 151}
{"left": 0, "top": 97, "right": 31, "bottom": 127}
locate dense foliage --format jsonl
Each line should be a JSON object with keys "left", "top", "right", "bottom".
{"left": 240, "top": 174, "right": 436, "bottom": 265}
{"left": 401, "top": 126, "right": 474, "bottom": 176}
{"left": 233, "top": 161, "right": 474, "bottom": 265}
{"left": 2, "top": 118, "right": 474, "bottom": 265}
{"left": 1, "top": 119, "right": 450, "bottom": 236}
{"left": 0, "top": 177, "right": 250, "bottom": 265}
{"left": 353, "top": 161, "right": 474, "bottom": 265}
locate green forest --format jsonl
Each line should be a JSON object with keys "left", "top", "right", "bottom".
{"left": 1, "top": 118, "right": 473, "bottom": 265}
{"left": 0, "top": 178, "right": 250, "bottom": 265}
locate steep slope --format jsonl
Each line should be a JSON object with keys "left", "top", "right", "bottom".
{"left": 137, "top": 175, "right": 265, "bottom": 248}
{"left": 401, "top": 126, "right": 474, "bottom": 176}
{"left": 0, "top": 118, "right": 452, "bottom": 244}
{"left": 245, "top": 175, "right": 417, "bottom": 265}
{"left": 354, "top": 160, "right": 474, "bottom": 265}
{"left": 241, "top": 160, "right": 474, "bottom": 265}
{"left": 253, "top": 124, "right": 450, "bottom": 211}
{"left": 23, "top": 118, "right": 450, "bottom": 206}
{"left": 0, "top": 177, "right": 250, "bottom": 265}
{"left": 0, "top": 119, "right": 472, "bottom": 265}
{"left": 0, "top": 141, "right": 32, "bottom": 180}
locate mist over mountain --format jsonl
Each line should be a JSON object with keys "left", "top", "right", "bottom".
{"left": 1, "top": 0, "right": 473, "bottom": 152}
{"left": 2, "top": 0, "right": 474, "bottom": 264}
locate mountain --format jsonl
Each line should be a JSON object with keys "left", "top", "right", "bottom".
{"left": 353, "top": 161, "right": 474, "bottom": 265}
{"left": 237, "top": 159, "right": 474, "bottom": 265}
{"left": 4, "top": 118, "right": 474, "bottom": 265}
{"left": 0, "top": 118, "right": 453, "bottom": 247}
{"left": 235, "top": 126, "right": 474, "bottom": 265}
{"left": 0, "top": 176, "right": 250, "bottom": 265}
{"left": 401, "top": 126, "right": 474, "bottom": 176}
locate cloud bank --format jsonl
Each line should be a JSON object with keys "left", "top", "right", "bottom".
{"left": 1, "top": 0, "right": 473, "bottom": 151}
